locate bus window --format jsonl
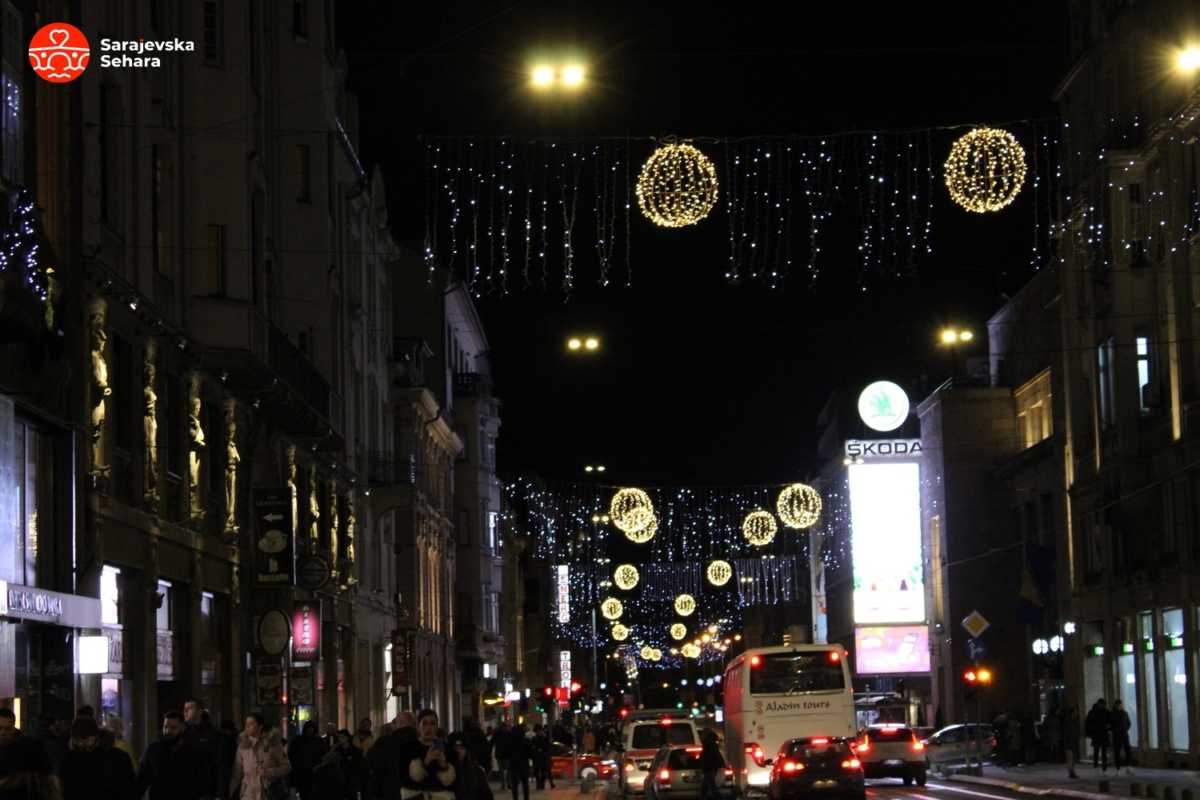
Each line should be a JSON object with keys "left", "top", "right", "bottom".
{"left": 750, "top": 652, "right": 845, "bottom": 694}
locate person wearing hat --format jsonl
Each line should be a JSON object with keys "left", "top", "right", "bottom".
{"left": 58, "top": 716, "right": 135, "bottom": 800}
{"left": 0, "top": 737, "right": 61, "bottom": 800}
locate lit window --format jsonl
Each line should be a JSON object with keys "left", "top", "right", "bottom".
{"left": 1136, "top": 336, "right": 1152, "bottom": 414}
{"left": 101, "top": 565, "right": 121, "bottom": 626}
{"left": 156, "top": 580, "right": 172, "bottom": 631}
{"left": 1014, "top": 369, "right": 1053, "bottom": 449}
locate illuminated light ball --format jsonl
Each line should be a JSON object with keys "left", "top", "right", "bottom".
{"left": 674, "top": 593, "right": 697, "bottom": 617}
{"left": 636, "top": 143, "right": 719, "bottom": 228}
{"left": 650, "top": 648, "right": 663, "bottom": 662}
{"left": 706, "top": 559, "right": 733, "bottom": 587}
{"left": 944, "top": 127, "right": 1027, "bottom": 213}
{"left": 742, "top": 510, "right": 778, "bottom": 546}
{"left": 625, "top": 513, "right": 659, "bottom": 545}
{"left": 640, "top": 645, "right": 655, "bottom": 660}
{"left": 776, "top": 483, "right": 822, "bottom": 530}
{"left": 611, "top": 623, "right": 630, "bottom": 641}
{"left": 681, "top": 643, "right": 701, "bottom": 659}
{"left": 670, "top": 623, "right": 688, "bottom": 641}
{"left": 613, "top": 563, "right": 640, "bottom": 591}
{"left": 610, "top": 488, "right": 655, "bottom": 538}
{"left": 600, "top": 597, "right": 624, "bottom": 620}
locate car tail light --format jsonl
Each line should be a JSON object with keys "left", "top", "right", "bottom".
{"left": 811, "top": 738, "right": 828, "bottom": 745}
{"left": 658, "top": 769, "right": 671, "bottom": 785}
{"left": 828, "top": 651, "right": 841, "bottom": 663}
{"left": 745, "top": 744, "right": 766, "bottom": 767}
{"left": 856, "top": 735, "right": 870, "bottom": 754}
{"left": 841, "top": 759, "right": 862, "bottom": 770}
{"left": 781, "top": 759, "right": 804, "bottom": 774}
{"left": 912, "top": 739, "right": 925, "bottom": 752}
{"left": 724, "top": 768, "right": 734, "bottom": 777}
{"left": 624, "top": 761, "right": 635, "bottom": 773}
{"left": 686, "top": 747, "right": 702, "bottom": 754}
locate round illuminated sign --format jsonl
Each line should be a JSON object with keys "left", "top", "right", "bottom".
{"left": 857, "top": 381, "right": 910, "bottom": 432}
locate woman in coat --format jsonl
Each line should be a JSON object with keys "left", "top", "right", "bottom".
{"left": 229, "top": 713, "right": 291, "bottom": 800}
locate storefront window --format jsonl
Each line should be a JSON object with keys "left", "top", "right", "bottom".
{"left": 1117, "top": 638, "right": 1139, "bottom": 748}
{"left": 101, "top": 566, "right": 122, "bottom": 625}
{"left": 100, "top": 677, "right": 120, "bottom": 725}
{"left": 1161, "top": 608, "right": 1187, "bottom": 751}
{"left": 1140, "top": 612, "right": 1159, "bottom": 749}
{"left": 1083, "top": 622, "right": 1106, "bottom": 708}
{"left": 5, "top": 416, "right": 59, "bottom": 589}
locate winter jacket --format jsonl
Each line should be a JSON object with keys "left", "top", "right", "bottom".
{"left": 367, "top": 726, "right": 419, "bottom": 800}
{"left": 1112, "top": 709, "right": 1132, "bottom": 740}
{"left": 229, "top": 730, "right": 290, "bottom": 800}
{"left": 401, "top": 742, "right": 456, "bottom": 800}
{"left": 136, "top": 737, "right": 208, "bottom": 800}
{"left": 59, "top": 745, "right": 136, "bottom": 800}
{"left": 506, "top": 731, "right": 530, "bottom": 777}
{"left": 286, "top": 734, "right": 328, "bottom": 797}
{"left": 183, "top": 720, "right": 221, "bottom": 798}
{"left": 1085, "top": 705, "right": 1111, "bottom": 745}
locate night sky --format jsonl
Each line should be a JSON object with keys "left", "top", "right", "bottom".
{"left": 340, "top": 2, "right": 1071, "bottom": 486}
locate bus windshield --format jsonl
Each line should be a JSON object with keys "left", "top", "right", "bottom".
{"left": 750, "top": 652, "right": 845, "bottom": 695}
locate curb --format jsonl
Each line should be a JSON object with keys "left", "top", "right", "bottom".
{"left": 945, "top": 773, "right": 1116, "bottom": 800}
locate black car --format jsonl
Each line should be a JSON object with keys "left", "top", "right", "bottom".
{"left": 767, "top": 737, "right": 865, "bottom": 800}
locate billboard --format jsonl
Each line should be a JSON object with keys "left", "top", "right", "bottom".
{"left": 855, "top": 625, "right": 931, "bottom": 674}
{"left": 848, "top": 462, "right": 924, "bottom": 624}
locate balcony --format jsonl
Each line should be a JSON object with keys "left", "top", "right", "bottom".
{"left": 455, "top": 372, "right": 491, "bottom": 398}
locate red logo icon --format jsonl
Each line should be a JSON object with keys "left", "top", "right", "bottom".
{"left": 28, "top": 23, "right": 90, "bottom": 84}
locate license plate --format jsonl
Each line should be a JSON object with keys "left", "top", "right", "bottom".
{"left": 682, "top": 775, "right": 699, "bottom": 783}
{"left": 885, "top": 759, "right": 904, "bottom": 766}
{"left": 812, "top": 780, "right": 838, "bottom": 789}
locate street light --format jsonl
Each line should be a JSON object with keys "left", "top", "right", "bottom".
{"left": 561, "top": 64, "right": 585, "bottom": 88}
{"left": 1178, "top": 46, "right": 1200, "bottom": 73}
{"left": 567, "top": 335, "right": 600, "bottom": 353}
{"left": 584, "top": 337, "right": 600, "bottom": 351}
{"left": 531, "top": 65, "right": 555, "bottom": 88}
{"left": 939, "top": 327, "right": 974, "bottom": 345}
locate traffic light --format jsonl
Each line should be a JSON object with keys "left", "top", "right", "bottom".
{"left": 571, "top": 681, "right": 583, "bottom": 694}
{"left": 543, "top": 686, "right": 554, "bottom": 698}
{"left": 963, "top": 667, "right": 992, "bottom": 701}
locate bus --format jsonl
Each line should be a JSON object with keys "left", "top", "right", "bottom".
{"left": 723, "top": 644, "right": 856, "bottom": 797}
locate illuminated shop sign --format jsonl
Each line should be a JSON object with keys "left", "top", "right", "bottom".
{"left": 844, "top": 439, "right": 923, "bottom": 459}
{"left": 857, "top": 381, "right": 910, "bottom": 432}
{"left": 848, "top": 463, "right": 925, "bottom": 624}
{"left": 855, "top": 625, "right": 931, "bottom": 675}
{"left": 292, "top": 604, "right": 321, "bottom": 661}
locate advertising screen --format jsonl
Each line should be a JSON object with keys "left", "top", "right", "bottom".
{"left": 855, "top": 625, "right": 931, "bottom": 674}
{"left": 848, "top": 462, "right": 925, "bottom": 624}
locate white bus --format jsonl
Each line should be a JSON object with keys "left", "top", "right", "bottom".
{"left": 723, "top": 644, "right": 856, "bottom": 797}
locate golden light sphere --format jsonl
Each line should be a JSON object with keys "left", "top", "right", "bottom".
{"left": 944, "top": 127, "right": 1027, "bottom": 213}
{"left": 650, "top": 648, "right": 663, "bottom": 661}
{"left": 742, "top": 510, "right": 778, "bottom": 546}
{"left": 670, "top": 623, "right": 688, "bottom": 641}
{"left": 636, "top": 143, "right": 719, "bottom": 228}
{"left": 674, "top": 593, "right": 697, "bottom": 617}
{"left": 706, "top": 559, "right": 733, "bottom": 587}
{"left": 611, "top": 623, "right": 630, "bottom": 641}
{"left": 776, "top": 483, "right": 822, "bottom": 530}
{"left": 625, "top": 513, "right": 658, "bottom": 544}
{"left": 681, "top": 643, "right": 701, "bottom": 659}
{"left": 610, "top": 488, "right": 655, "bottom": 538}
{"left": 613, "top": 564, "right": 640, "bottom": 591}
{"left": 600, "top": 597, "right": 624, "bottom": 620}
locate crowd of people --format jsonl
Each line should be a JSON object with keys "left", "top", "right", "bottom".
{"left": 0, "top": 702, "right": 616, "bottom": 800}
{"left": 989, "top": 700, "right": 1135, "bottom": 779}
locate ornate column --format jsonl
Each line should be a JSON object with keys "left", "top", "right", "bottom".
{"left": 88, "top": 299, "right": 110, "bottom": 478}
{"left": 286, "top": 445, "right": 299, "bottom": 548}
{"left": 308, "top": 462, "right": 320, "bottom": 551}
{"left": 143, "top": 341, "right": 160, "bottom": 511}
{"left": 223, "top": 399, "right": 240, "bottom": 536}
{"left": 187, "top": 375, "right": 206, "bottom": 521}
{"left": 342, "top": 492, "right": 357, "bottom": 588}
{"left": 329, "top": 480, "right": 340, "bottom": 581}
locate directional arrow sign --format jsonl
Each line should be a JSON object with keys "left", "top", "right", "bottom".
{"left": 962, "top": 610, "right": 990, "bottom": 639}
{"left": 264, "top": 513, "right": 283, "bottom": 522}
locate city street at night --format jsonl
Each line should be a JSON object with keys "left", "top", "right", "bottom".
{"left": 3, "top": 1, "right": 1200, "bottom": 799}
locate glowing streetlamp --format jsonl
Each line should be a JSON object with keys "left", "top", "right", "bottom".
{"left": 567, "top": 335, "right": 600, "bottom": 353}
{"left": 531, "top": 65, "right": 555, "bottom": 89}
{"left": 561, "top": 64, "right": 585, "bottom": 88}
{"left": 939, "top": 327, "right": 974, "bottom": 345}
{"left": 1178, "top": 47, "right": 1200, "bottom": 73}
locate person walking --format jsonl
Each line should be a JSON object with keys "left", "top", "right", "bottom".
{"left": 1062, "top": 706, "right": 1081, "bottom": 778}
{"left": 1040, "top": 710, "right": 1061, "bottom": 764}
{"left": 1111, "top": 700, "right": 1133, "bottom": 775}
{"left": 136, "top": 711, "right": 209, "bottom": 800}
{"left": 103, "top": 717, "right": 136, "bottom": 771}
{"left": 182, "top": 700, "right": 220, "bottom": 800}
{"left": 1085, "top": 699, "right": 1111, "bottom": 772}
{"left": 367, "top": 711, "right": 418, "bottom": 800}
{"left": 353, "top": 719, "right": 376, "bottom": 757}
{"left": 506, "top": 724, "right": 531, "bottom": 800}
{"left": 699, "top": 727, "right": 723, "bottom": 800}
{"left": 448, "top": 732, "right": 493, "bottom": 800}
{"left": 58, "top": 717, "right": 135, "bottom": 800}
{"left": 400, "top": 710, "right": 456, "bottom": 800}
{"left": 0, "top": 737, "right": 61, "bottom": 800}
{"left": 228, "top": 712, "right": 291, "bottom": 800}
{"left": 492, "top": 722, "right": 512, "bottom": 789}
{"left": 530, "top": 726, "right": 553, "bottom": 790}
{"left": 286, "top": 721, "right": 327, "bottom": 800}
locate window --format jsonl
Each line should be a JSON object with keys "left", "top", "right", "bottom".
{"left": 0, "top": 1, "right": 21, "bottom": 186}
{"left": 484, "top": 508, "right": 497, "bottom": 552}
{"left": 1116, "top": 618, "right": 1138, "bottom": 747}
{"left": 156, "top": 580, "right": 172, "bottom": 631}
{"left": 1014, "top": 369, "right": 1053, "bottom": 448}
{"left": 10, "top": 417, "right": 57, "bottom": 589}
{"left": 1098, "top": 338, "right": 1116, "bottom": 428}
{"left": 292, "top": 0, "right": 309, "bottom": 37}
{"left": 750, "top": 652, "right": 846, "bottom": 694}
{"left": 200, "top": 592, "right": 214, "bottom": 641}
{"left": 100, "top": 566, "right": 122, "bottom": 625}
{"left": 202, "top": 0, "right": 223, "bottom": 65}
{"left": 297, "top": 144, "right": 311, "bottom": 202}
{"left": 206, "top": 224, "right": 226, "bottom": 295}
{"left": 1136, "top": 336, "right": 1153, "bottom": 414}
{"left": 1162, "top": 608, "right": 1188, "bottom": 751}
{"left": 1140, "top": 611, "right": 1159, "bottom": 748}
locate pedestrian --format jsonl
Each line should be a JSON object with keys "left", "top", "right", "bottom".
{"left": 991, "top": 713, "right": 1009, "bottom": 766}
{"left": 217, "top": 719, "right": 239, "bottom": 799}
{"left": 104, "top": 717, "right": 136, "bottom": 771}
{"left": 332, "top": 729, "right": 365, "bottom": 799}
{"left": 506, "top": 724, "right": 530, "bottom": 800}
{"left": 228, "top": 712, "right": 291, "bottom": 800}
{"left": 1085, "top": 699, "right": 1110, "bottom": 772}
{"left": 448, "top": 732, "right": 493, "bottom": 800}
{"left": 1061, "top": 706, "right": 1080, "bottom": 779}
{"left": 58, "top": 716, "right": 135, "bottom": 800}
{"left": 286, "top": 721, "right": 328, "bottom": 800}
{"left": 135, "top": 711, "right": 209, "bottom": 800}
{"left": 530, "top": 725, "right": 554, "bottom": 790}
{"left": 1040, "top": 710, "right": 1061, "bottom": 764}
{"left": 353, "top": 718, "right": 375, "bottom": 757}
{"left": 367, "top": 711, "right": 419, "bottom": 800}
{"left": 699, "top": 727, "right": 723, "bottom": 800}
{"left": 582, "top": 726, "right": 596, "bottom": 755}
{"left": 463, "top": 719, "right": 491, "bottom": 777}
{"left": 0, "top": 736, "right": 61, "bottom": 800}
{"left": 1006, "top": 711, "right": 1023, "bottom": 766}
{"left": 492, "top": 722, "right": 512, "bottom": 789}
{"left": 182, "top": 700, "right": 220, "bottom": 800}
{"left": 1020, "top": 712, "right": 1037, "bottom": 764}
{"left": 1111, "top": 700, "right": 1133, "bottom": 775}
{"left": 401, "top": 710, "right": 456, "bottom": 800}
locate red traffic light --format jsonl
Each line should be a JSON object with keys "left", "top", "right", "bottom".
{"left": 544, "top": 686, "right": 554, "bottom": 697}
{"left": 619, "top": 708, "right": 629, "bottom": 718}
{"left": 963, "top": 670, "right": 978, "bottom": 683}
{"left": 571, "top": 681, "right": 582, "bottom": 693}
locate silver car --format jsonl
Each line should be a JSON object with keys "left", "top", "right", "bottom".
{"left": 645, "top": 745, "right": 735, "bottom": 800}
{"left": 922, "top": 724, "right": 997, "bottom": 770}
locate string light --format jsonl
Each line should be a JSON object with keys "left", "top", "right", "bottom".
{"left": 944, "top": 127, "right": 1027, "bottom": 213}
{"left": 776, "top": 483, "right": 822, "bottom": 529}
{"left": 742, "top": 510, "right": 778, "bottom": 546}
{"left": 625, "top": 513, "right": 658, "bottom": 545}
{"left": 611, "top": 623, "right": 630, "bottom": 641}
{"left": 640, "top": 645, "right": 656, "bottom": 660}
{"left": 600, "top": 597, "right": 624, "bottom": 620}
{"left": 636, "top": 143, "right": 719, "bottom": 228}
{"left": 650, "top": 648, "right": 663, "bottom": 661}
{"left": 670, "top": 623, "right": 688, "bottom": 641}
{"left": 0, "top": 189, "right": 48, "bottom": 304}
{"left": 614, "top": 563, "right": 640, "bottom": 591}
{"left": 674, "top": 593, "right": 697, "bottom": 617}
{"left": 681, "top": 643, "right": 701, "bottom": 659}
{"left": 706, "top": 560, "right": 733, "bottom": 587}
{"left": 610, "top": 488, "right": 655, "bottom": 536}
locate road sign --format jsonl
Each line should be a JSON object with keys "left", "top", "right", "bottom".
{"left": 967, "top": 638, "right": 986, "bottom": 662}
{"left": 962, "top": 610, "right": 990, "bottom": 639}
{"left": 296, "top": 556, "right": 330, "bottom": 591}
{"left": 254, "top": 489, "right": 294, "bottom": 587}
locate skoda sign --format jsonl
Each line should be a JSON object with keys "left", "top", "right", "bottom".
{"left": 858, "top": 381, "right": 910, "bottom": 432}
{"left": 845, "top": 439, "right": 923, "bottom": 458}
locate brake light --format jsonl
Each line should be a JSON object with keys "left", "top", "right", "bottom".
{"left": 624, "top": 762, "right": 635, "bottom": 773}
{"left": 828, "top": 651, "right": 841, "bottom": 663}
{"left": 912, "top": 740, "right": 925, "bottom": 752}
{"left": 781, "top": 760, "right": 803, "bottom": 774}
{"left": 686, "top": 748, "right": 702, "bottom": 754}
{"left": 750, "top": 655, "right": 762, "bottom": 667}
{"left": 661, "top": 719, "right": 673, "bottom": 726}
{"left": 724, "top": 768, "right": 733, "bottom": 777}
{"left": 745, "top": 744, "right": 766, "bottom": 767}
{"left": 856, "top": 742, "right": 870, "bottom": 754}
{"left": 810, "top": 738, "right": 828, "bottom": 745}
{"left": 658, "top": 769, "right": 671, "bottom": 785}
{"left": 841, "top": 759, "right": 862, "bottom": 770}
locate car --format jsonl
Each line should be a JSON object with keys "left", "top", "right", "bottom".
{"left": 644, "top": 745, "right": 736, "bottom": 800}
{"left": 853, "top": 724, "right": 926, "bottom": 785}
{"left": 921, "top": 724, "right": 998, "bottom": 770}
{"left": 767, "top": 736, "right": 864, "bottom": 800}
{"left": 550, "top": 741, "right": 618, "bottom": 781}
{"left": 621, "top": 717, "right": 702, "bottom": 796}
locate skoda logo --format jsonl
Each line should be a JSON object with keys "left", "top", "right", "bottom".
{"left": 857, "top": 381, "right": 910, "bottom": 432}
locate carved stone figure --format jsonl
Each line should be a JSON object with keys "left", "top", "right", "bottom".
{"left": 308, "top": 463, "right": 320, "bottom": 548}
{"left": 286, "top": 445, "right": 299, "bottom": 544}
{"left": 329, "top": 481, "right": 340, "bottom": 577}
{"left": 187, "top": 377, "right": 205, "bottom": 519}
{"left": 89, "top": 312, "right": 110, "bottom": 474}
{"left": 344, "top": 493, "right": 357, "bottom": 572}
{"left": 223, "top": 401, "right": 239, "bottom": 533}
{"left": 143, "top": 345, "right": 159, "bottom": 509}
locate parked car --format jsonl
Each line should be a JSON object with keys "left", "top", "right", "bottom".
{"left": 854, "top": 724, "right": 926, "bottom": 785}
{"left": 767, "top": 737, "right": 864, "bottom": 800}
{"left": 644, "top": 745, "right": 735, "bottom": 800}
{"left": 621, "top": 717, "right": 701, "bottom": 796}
{"left": 550, "top": 742, "right": 618, "bottom": 781}
{"left": 921, "top": 724, "right": 997, "bottom": 769}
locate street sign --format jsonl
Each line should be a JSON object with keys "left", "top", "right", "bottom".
{"left": 962, "top": 610, "right": 990, "bottom": 639}
{"left": 967, "top": 637, "right": 986, "bottom": 662}
{"left": 254, "top": 489, "right": 294, "bottom": 587}
{"left": 296, "top": 555, "right": 330, "bottom": 591}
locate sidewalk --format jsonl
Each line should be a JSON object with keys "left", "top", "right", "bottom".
{"left": 941, "top": 763, "right": 1200, "bottom": 800}
{"left": 487, "top": 777, "right": 610, "bottom": 800}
